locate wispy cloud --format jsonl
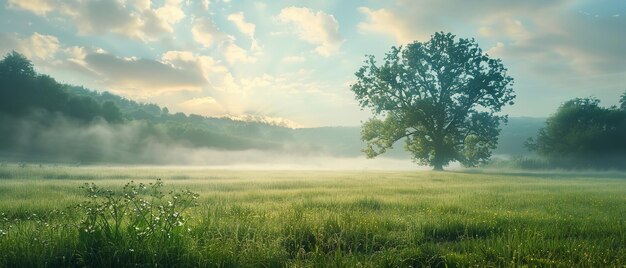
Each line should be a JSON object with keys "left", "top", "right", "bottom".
{"left": 275, "top": 7, "right": 344, "bottom": 56}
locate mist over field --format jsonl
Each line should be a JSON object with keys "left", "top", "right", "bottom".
{"left": 0, "top": 110, "right": 431, "bottom": 169}
{"left": 0, "top": 107, "right": 535, "bottom": 169}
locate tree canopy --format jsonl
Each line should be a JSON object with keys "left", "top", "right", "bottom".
{"left": 0, "top": 51, "right": 123, "bottom": 122}
{"left": 351, "top": 32, "right": 515, "bottom": 170}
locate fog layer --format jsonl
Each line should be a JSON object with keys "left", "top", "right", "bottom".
{"left": 0, "top": 112, "right": 438, "bottom": 169}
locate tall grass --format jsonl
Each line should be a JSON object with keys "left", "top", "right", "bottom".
{"left": 0, "top": 164, "right": 624, "bottom": 266}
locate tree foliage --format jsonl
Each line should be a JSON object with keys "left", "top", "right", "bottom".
{"left": 351, "top": 32, "right": 515, "bottom": 170}
{"left": 526, "top": 96, "right": 626, "bottom": 169}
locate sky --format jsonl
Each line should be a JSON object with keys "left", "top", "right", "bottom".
{"left": 0, "top": 0, "right": 625, "bottom": 127}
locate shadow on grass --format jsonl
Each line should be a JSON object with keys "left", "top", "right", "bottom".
{"left": 422, "top": 220, "right": 503, "bottom": 242}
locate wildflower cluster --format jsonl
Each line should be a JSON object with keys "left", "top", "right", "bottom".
{"left": 77, "top": 179, "right": 199, "bottom": 242}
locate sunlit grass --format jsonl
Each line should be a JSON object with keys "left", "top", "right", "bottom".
{"left": 0, "top": 164, "right": 624, "bottom": 266}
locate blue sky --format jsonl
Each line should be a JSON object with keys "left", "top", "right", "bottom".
{"left": 1, "top": 0, "right": 625, "bottom": 127}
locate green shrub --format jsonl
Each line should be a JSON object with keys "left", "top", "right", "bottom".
{"left": 77, "top": 179, "right": 198, "bottom": 242}
{"left": 74, "top": 179, "right": 199, "bottom": 266}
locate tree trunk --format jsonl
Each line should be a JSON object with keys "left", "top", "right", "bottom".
{"left": 433, "top": 163, "right": 444, "bottom": 171}
{"left": 432, "top": 138, "right": 445, "bottom": 171}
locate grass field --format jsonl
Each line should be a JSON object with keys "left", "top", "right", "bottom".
{"left": 0, "top": 164, "right": 624, "bottom": 267}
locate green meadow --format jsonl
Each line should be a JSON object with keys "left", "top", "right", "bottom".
{"left": 0, "top": 164, "right": 624, "bottom": 267}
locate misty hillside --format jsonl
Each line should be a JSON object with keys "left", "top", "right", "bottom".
{"left": 492, "top": 117, "right": 545, "bottom": 155}
{"left": 0, "top": 52, "right": 541, "bottom": 164}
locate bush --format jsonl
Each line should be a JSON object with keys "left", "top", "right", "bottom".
{"left": 75, "top": 179, "right": 199, "bottom": 265}
{"left": 527, "top": 96, "right": 626, "bottom": 170}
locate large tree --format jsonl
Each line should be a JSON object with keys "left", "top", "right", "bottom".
{"left": 351, "top": 32, "right": 515, "bottom": 170}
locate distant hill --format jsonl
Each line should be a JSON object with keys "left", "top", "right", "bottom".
{"left": 493, "top": 117, "right": 545, "bottom": 156}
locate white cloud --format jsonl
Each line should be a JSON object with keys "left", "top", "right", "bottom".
{"left": 179, "top": 96, "right": 226, "bottom": 115}
{"left": 7, "top": 0, "right": 185, "bottom": 42}
{"left": 132, "top": 0, "right": 151, "bottom": 11}
{"left": 487, "top": 42, "right": 505, "bottom": 56}
{"left": 0, "top": 32, "right": 60, "bottom": 60}
{"left": 7, "top": 0, "right": 54, "bottom": 15}
{"left": 275, "top": 7, "right": 344, "bottom": 56}
{"left": 64, "top": 46, "right": 87, "bottom": 63}
{"left": 227, "top": 12, "right": 260, "bottom": 51}
{"left": 23, "top": 32, "right": 60, "bottom": 60}
{"left": 154, "top": 0, "right": 185, "bottom": 28}
{"left": 80, "top": 0, "right": 184, "bottom": 41}
{"left": 191, "top": 17, "right": 229, "bottom": 47}
{"left": 191, "top": 17, "right": 257, "bottom": 64}
{"left": 227, "top": 12, "right": 255, "bottom": 39}
{"left": 357, "top": 7, "right": 421, "bottom": 43}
